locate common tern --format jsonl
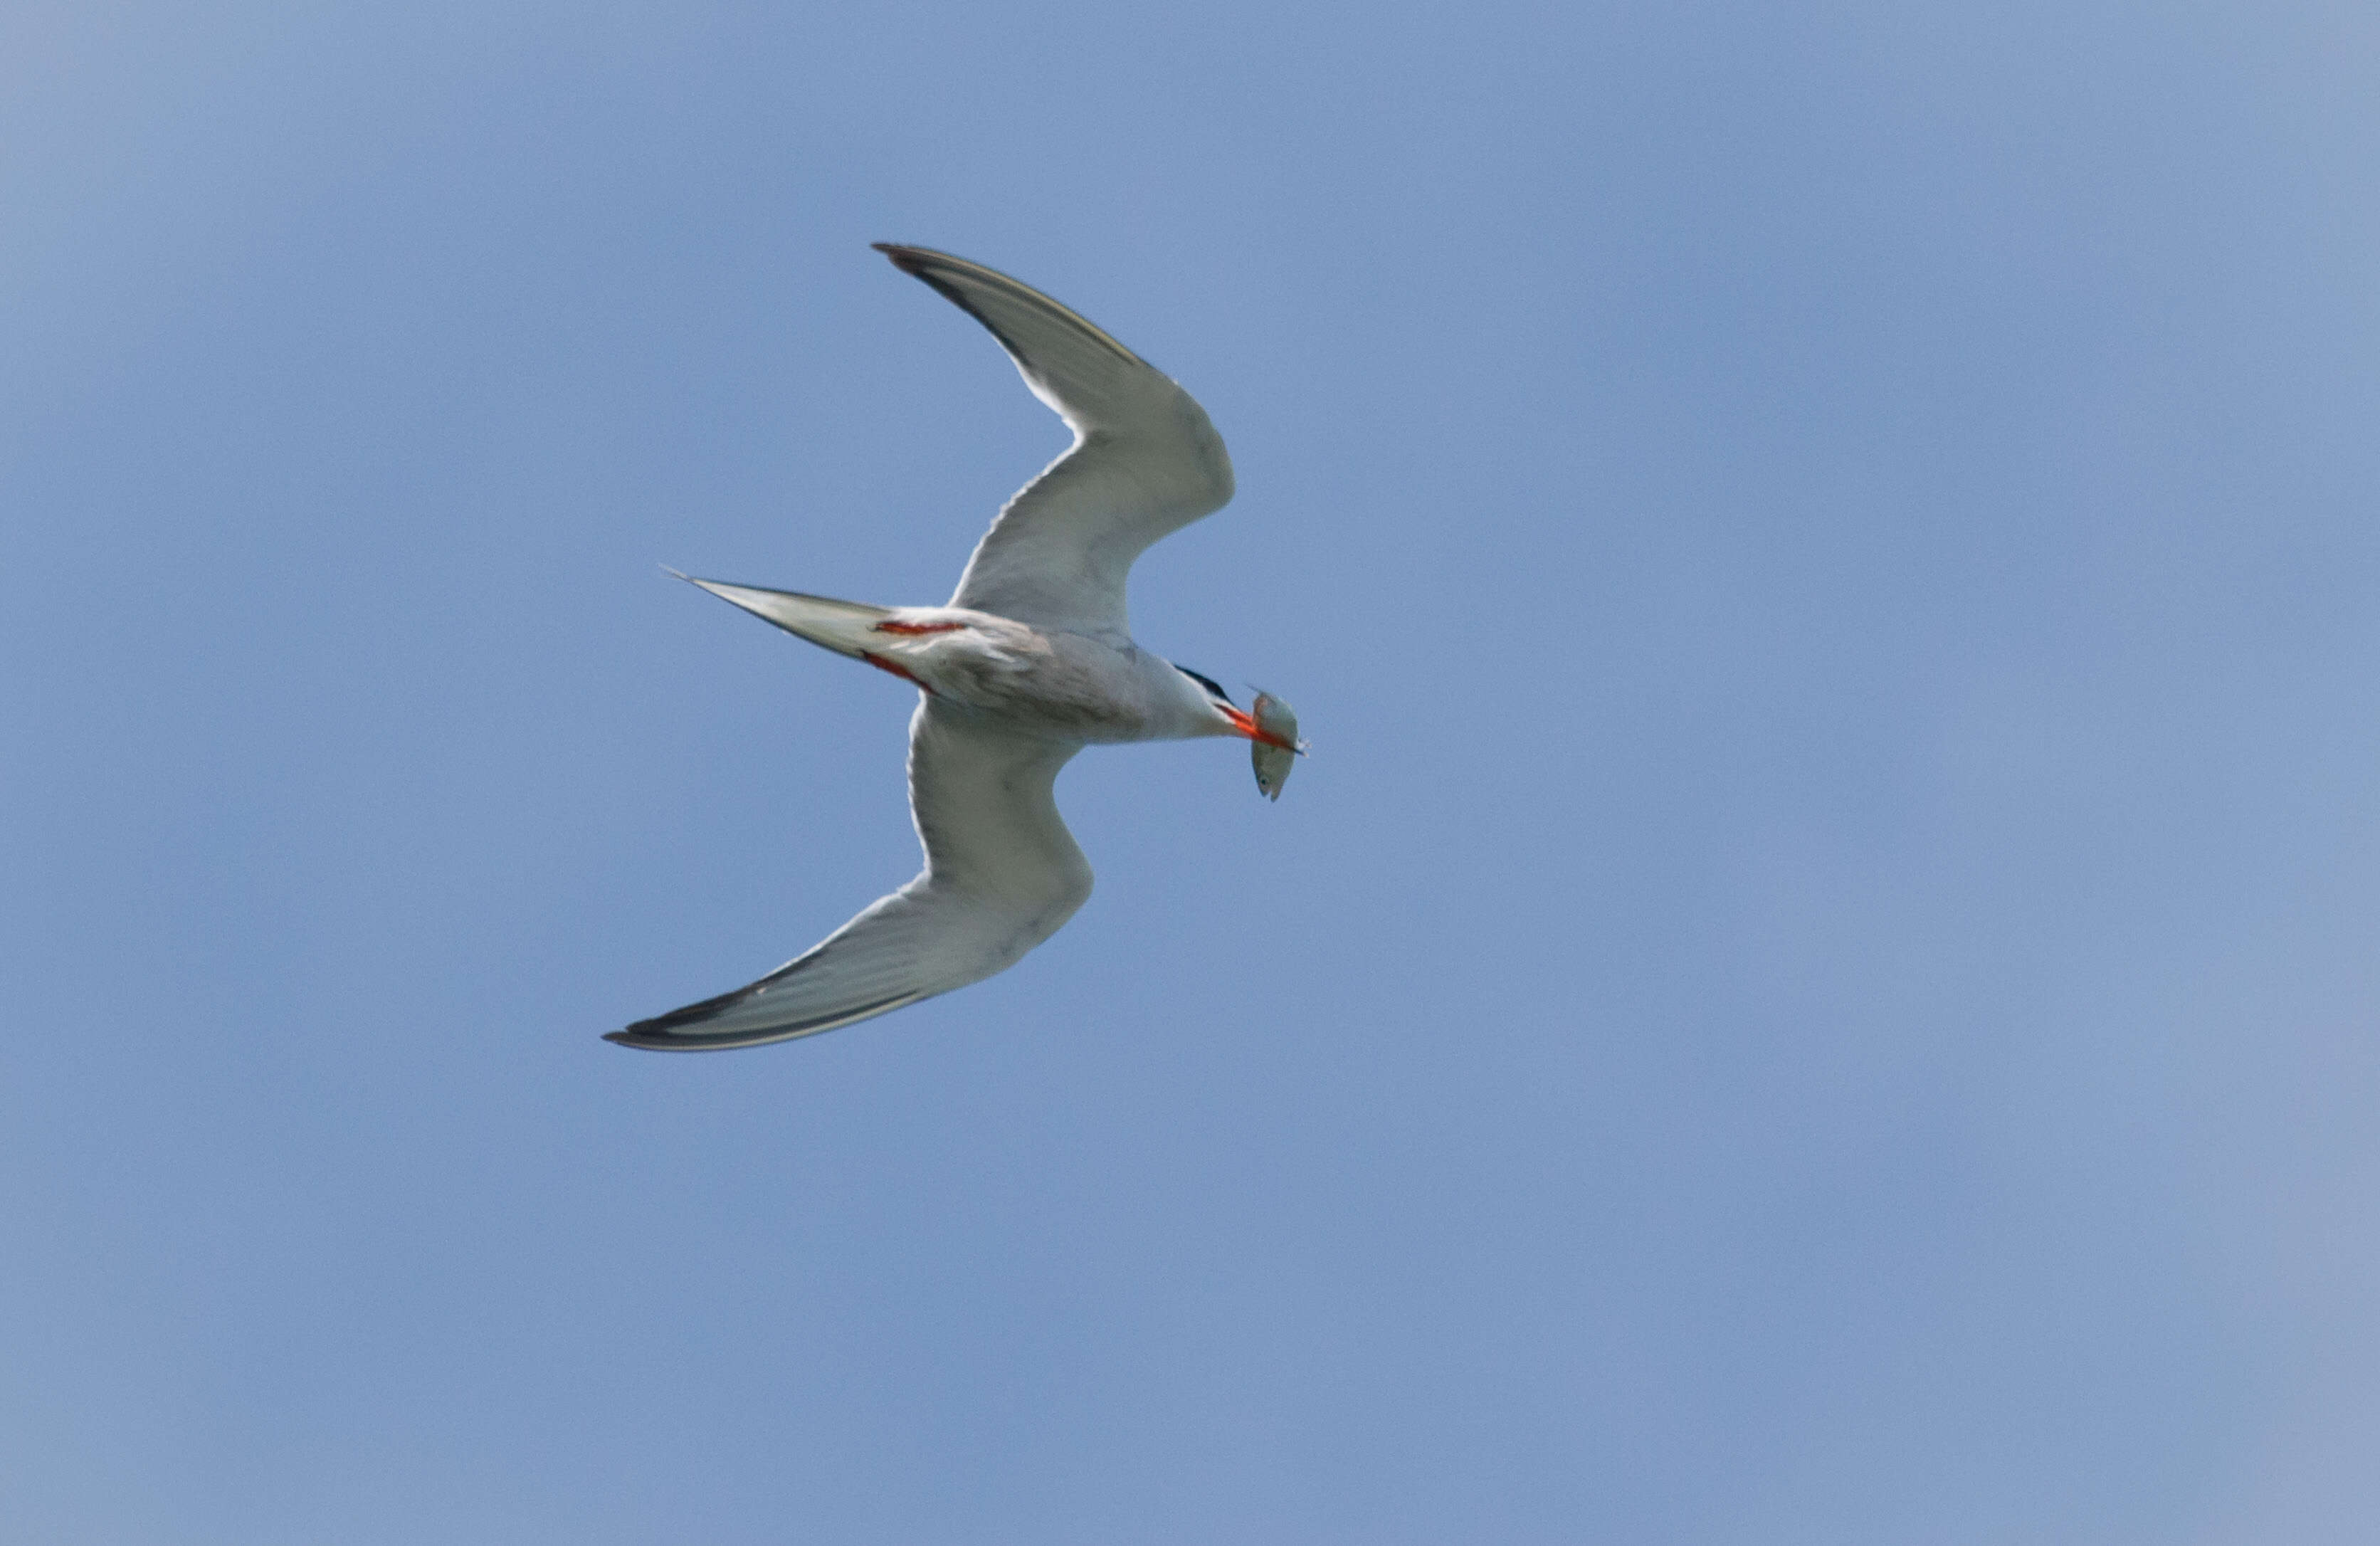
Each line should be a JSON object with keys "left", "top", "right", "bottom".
{"left": 607, "top": 244, "right": 1301, "bottom": 1052}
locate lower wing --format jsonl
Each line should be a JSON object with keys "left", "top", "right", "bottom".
{"left": 608, "top": 702, "right": 1090, "bottom": 1051}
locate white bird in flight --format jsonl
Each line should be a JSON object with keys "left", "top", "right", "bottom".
{"left": 608, "top": 244, "right": 1302, "bottom": 1052}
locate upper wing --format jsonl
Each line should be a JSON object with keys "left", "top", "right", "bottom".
{"left": 875, "top": 243, "right": 1235, "bottom": 645}
{"left": 607, "top": 701, "right": 1091, "bottom": 1051}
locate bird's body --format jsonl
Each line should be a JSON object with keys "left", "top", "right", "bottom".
{"left": 854, "top": 601, "right": 1228, "bottom": 742}
{"left": 608, "top": 245, "right": 1301, "bottom": 1053}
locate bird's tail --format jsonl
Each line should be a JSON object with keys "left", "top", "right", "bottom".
{"left": 671, "top": 574, "right": 892, "bottom": 659}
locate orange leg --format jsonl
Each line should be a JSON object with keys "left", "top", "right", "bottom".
{"left": 872, "top": 621, "right": 965, "bottom": 636}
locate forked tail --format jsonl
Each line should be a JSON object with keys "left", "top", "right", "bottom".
{"left": 670, "top": 572, "right": 892, "bottom": 659}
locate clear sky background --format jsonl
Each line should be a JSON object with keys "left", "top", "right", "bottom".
{"left": 6, "top": 2, "right": 2378, "bottom": 1541}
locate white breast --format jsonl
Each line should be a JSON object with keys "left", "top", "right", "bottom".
{"left": 877, "top": 613, "right": 1171, "bottom": 742}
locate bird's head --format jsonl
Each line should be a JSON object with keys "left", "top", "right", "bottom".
{"left": 1174, "top": 664, "right": 1306, "bottom": 800}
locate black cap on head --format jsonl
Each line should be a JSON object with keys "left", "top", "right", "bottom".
{"left": 1171, "top": 664, "right": 1234, "bottom": 705}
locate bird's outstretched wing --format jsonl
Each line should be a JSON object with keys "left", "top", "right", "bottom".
{"left": 874, "top": 243, "right": 1234, "bottom": 646}
{"left": 608, "top": 701, "right": 1090, "bottom": 1051}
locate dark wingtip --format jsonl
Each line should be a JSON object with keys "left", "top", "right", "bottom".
{"left": 606, "top": 1007, "right": 698, "bottom": 1049}
{"left": 872, "top": 242, "right": 930, "bottom": 274}
{"left": 606, "top": 1026, "right": 695, "bottom": 1052}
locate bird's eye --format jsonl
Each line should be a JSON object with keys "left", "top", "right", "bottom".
{"left": 1172, "top": 664, "right": 1233, "bottom": 705}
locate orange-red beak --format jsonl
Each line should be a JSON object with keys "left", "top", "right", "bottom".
{"left": 1221, "top": 704, "right": 1299, "bottom": 752}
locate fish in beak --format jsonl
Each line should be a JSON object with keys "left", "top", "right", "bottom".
{"left": 1221, "top": 689, "right": 1305, "bottom": 801}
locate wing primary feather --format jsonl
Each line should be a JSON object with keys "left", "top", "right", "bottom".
{"left": 872, "top": 243, "right": 1145, "bottom": 367}
{"left": 605, "top": 989, "right": 925, "bottom": 1052}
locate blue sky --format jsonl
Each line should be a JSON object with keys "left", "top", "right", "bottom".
{"left": 6, "top": 2, "right": 2379, "bottom": 1540}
